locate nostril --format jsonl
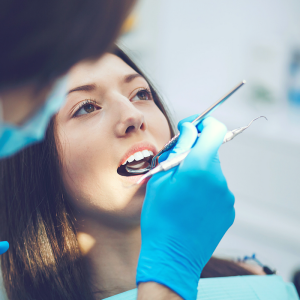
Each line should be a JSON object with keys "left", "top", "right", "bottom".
{"left": 125, "top": 125, "right": 135, "bottom": 134}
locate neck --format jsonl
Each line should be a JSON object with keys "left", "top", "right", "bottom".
{"left": 76, "top": 217, "right": 141, "bottom": 299}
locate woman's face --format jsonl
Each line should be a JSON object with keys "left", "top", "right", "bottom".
{"left": 56, "top": 54, "right": 171, "bottom": 226}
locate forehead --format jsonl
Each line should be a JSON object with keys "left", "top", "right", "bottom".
{"left": 68, "top": 53, "right": 136, "bottom": 87}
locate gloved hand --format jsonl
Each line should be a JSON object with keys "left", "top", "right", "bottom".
{"left": 0, "top": 241, "right": 9, "bottom": 255}
{"left": 136, "top": 117, "right": 235, "bottom": 300}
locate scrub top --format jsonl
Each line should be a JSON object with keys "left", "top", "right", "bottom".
{"left": 103, "top": 275, "right": 299, "bottom": 300}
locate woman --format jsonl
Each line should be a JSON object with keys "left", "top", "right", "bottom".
{"left": 0, "top": 48, "right": 240, "bottom": 300}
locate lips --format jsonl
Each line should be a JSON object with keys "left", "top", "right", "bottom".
{"left": 118, "top": 142, "right": 157, "bottom": 167}
{"left": 117, "top": 142, "right": 157, "bottom": 177}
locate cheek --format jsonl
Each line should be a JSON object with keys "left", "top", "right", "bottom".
{"left": 57, "top": 124, "right": 112, "bottom": 206}
{"left": 146, "top": 106, "right": 172, "bottom": 147}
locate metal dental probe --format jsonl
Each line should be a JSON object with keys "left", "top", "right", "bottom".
{"left": 136, "top": 116, "right": 267, "bottom": 184}
{"left": 126, "top": 80, "right": 246, "bottom": 175}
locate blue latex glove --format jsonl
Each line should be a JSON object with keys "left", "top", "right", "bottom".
{"left": 0, "top": 241, "right": 9, "bottom": 255}
{"left": 157, "top": 114, "right": 201, "bottom": 163}
{"left": 136, "top": 117, "right": 235, "bottom": 300}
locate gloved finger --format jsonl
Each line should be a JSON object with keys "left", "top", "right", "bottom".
{"left": 157, "top": 116, "right": 199, "bottom": 164}
{"left": 177, "top": 114, "right": 199, "bottom": 131}
{"left": 158, "top": 149, "right": 172, "bottom": 163}
{"left": 157, "top": 115, "right": 199, "bottom": 163}
{"left": 183, "top": 117, "right": 227, "bottom": 169}
{"left": 167, "top": 122, "right": 197, "bottom": 160}
{"left": 0, "top": 241, "right": 9, "bottom": 255}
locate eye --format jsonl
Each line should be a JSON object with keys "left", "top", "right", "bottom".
{"left": 131, "top": 88, "right": 152, "bottom": 101}
{"left": 73, "top": 100, "right": 100, "bottom": 117}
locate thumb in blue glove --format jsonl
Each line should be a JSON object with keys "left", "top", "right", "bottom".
{"left": 157, "top": 113, "right": 200, "bottom": 164}
{"left": 137, "top": 117, "right": 235, "bottom": 300}
{"left": 0, "top": 241, "right": 9, "bottom": 255}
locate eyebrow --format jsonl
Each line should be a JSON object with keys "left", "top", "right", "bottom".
{"left": 123, "top": 73, "right": 143, "bottom": 83}
{"left": 67, "top": 84, "right": 97, "bottom": 95}
{"left": 67, "top": 74, "right": 144, "bottom": 95}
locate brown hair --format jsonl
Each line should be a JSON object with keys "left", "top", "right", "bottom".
{"left": 0, "top": 48, "right": 253, "bottom": 300}
{"left": 0, "top": 118, "right": 92, "bottom": 300}
{"left": 293, "top": 270, "right": 300, "bottom": 297}
{"left": 202, "top": 257, "right": 254, "bottom": 278}
{"left": 0, "top": 0, "right": 136, "bottom": 91}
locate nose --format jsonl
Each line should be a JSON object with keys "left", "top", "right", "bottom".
{"left": 113, "top": 97, "right": 146, "bottom": 137}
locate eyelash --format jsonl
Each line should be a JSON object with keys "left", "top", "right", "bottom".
{"left": 131, "top": 87, "right": 152, "bottom": 101}
{"left": 72, "top": 99, "right": 99, "bottom": 117}
{"left": 72, "top": 87, "right": 153, "bottom": 118}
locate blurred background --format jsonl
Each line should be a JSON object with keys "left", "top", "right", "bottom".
{"left": 119, "top": 0, "right": 300, "bottom": 281}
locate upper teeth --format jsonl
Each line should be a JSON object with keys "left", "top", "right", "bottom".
{"left": 122, "top": 150, "right": 154, "bottom": 165}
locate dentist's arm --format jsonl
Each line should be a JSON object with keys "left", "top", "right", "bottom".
{"left": 137, "top": 117, "right": 235, "bottom": 300}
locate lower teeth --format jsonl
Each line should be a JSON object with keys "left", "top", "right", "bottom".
{"left": 125, "top": 166, "right": 150, "bottom": 174}
{"left": 127, "top": 161, "right": 146, "bottom": 169}
{"left": 125, "top": 161, "right": 151, "bottom": 174}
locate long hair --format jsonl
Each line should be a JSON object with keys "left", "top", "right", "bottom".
{"left": 0, "top": 118, "right": 93, "bottom": 300}
{"left": 0, "top": 0, "right": 136, "bottom": 91}
{"left": 0, "top": 48, "right": 176, "bottom": 300}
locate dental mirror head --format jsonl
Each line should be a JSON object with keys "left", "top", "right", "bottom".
{"left": 119, "top": 149, "right": 154, "bottom": 175}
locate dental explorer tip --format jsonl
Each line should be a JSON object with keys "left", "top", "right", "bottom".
{"left": 255, "top": 116, "right": 268, "bottom": 121}
{"left": 242, "top": 80, "right": 246, "bottom": 84}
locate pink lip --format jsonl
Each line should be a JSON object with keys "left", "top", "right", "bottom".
{"left": 119, "top": 141, "right": 158, "bottom": 167}
{"left": 122, "top": 174, "right": 151, "bottom": 185}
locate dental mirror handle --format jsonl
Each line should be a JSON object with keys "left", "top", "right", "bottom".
{"left": 150, "top": 80, "right": 246, "bottom": 169}
{"left": 191, "top": 80, "right": 246, "bottom": 126}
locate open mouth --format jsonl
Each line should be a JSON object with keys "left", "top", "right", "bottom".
{"left": 117, "top": 150, "right": 154, "bottom": 176}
